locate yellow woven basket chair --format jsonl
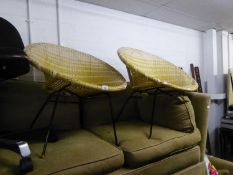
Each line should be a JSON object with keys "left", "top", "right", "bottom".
{"left": 25, "top": 43, "right": 127, "bottom": 156}
{"left": 117, "top": 47, "right": 198, "bottom": 139}
{"left": 118, "top": 47, "right": 198, "bottom": 92}
{"left": 25, "top": 43, "right": 127, "bottom": 96}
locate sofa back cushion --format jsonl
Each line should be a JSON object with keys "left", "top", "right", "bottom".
{"left": 82, "top": 89, "right": 139, "bottom": 128}
{"left": 138, "top": 93, "right": 196, "bottom": 132}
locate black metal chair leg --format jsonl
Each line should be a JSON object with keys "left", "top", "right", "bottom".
{"left": 41, "top": 92, "right": 60, "bottom": 158}
{"left": 115, "top": 91, "right": 134, "bottom": 122}
{"left": 65, "top": 90, "right": 84, "bottom": 128}
{"left": 107, "top": 93, "right": 119, "bottom": 146}
{"left": 78, "top": 98, "right": 84, "bottom": 128}
{"left": 30, "top": 92, "right": 55, "bottom": 129}
{"left": 149, "top": 93, "right": 157, "bottom": 139}
{"left": 31, "top": 84, "right": 71, "bottom": 130}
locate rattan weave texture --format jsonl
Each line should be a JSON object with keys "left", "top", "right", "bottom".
{"left": 25, "top": 43, "right": 127, "bottom": 96}
{"left": 118, "top": 47, "right": 198, "bottom": 91}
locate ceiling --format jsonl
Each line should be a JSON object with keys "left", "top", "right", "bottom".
{"left": 77, "top": 0, "right": 233, "bottom": 33}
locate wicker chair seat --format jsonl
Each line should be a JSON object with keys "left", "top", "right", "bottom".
{"left": 25, "top": 43, "right": 127, "bottom": 96}
{"left": 118, "top": 47, "right": 198, "bottom": 92}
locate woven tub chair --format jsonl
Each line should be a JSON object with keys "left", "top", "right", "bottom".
{"left": 118, "top": 47, "right": 198, "bottom": 91}
{"left": 25, "top": 43, "right": 127, "bottom": 156}
{"left": 117, "top": 47, "right": 198, "bottom": 138}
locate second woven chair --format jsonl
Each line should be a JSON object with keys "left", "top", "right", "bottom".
{"left": 118, "top": 47, "right": 198, "bottom": 91}
{"left": 117, "top": 47, "right": 198, "bottom": 138}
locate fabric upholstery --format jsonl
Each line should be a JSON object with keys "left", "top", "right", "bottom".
{"left": 218, "top": 170, "right": 230, "bottom": 175}
{"left": 0, "top": 130, "right": 124, "bottom": 175}
{"left": 83, "top": 88, "right": 139, "bottom": 128}
{"left": 108, "top": 146, "right": 200, "bottom": 175}
{"left": 187, "top": 92, "right": 210, "bottom": 161}
{"left": 138, "top": 93, "right": 196, "bottom": 132}
{"left": 90, "top": 120, "right": 201, "bottom": 168}
{"left": 172, "top": 161, "right": 207, "bottom": 175}
{"left": 208, "top": 156, "right": 233, "bottom": 175}
{"left": 0, "top": 80, "right": 211, "bottom": 175}
{"left": 0, "top": 80, "right": 81, "bottom": 131}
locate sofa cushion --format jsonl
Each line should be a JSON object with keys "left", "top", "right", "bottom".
{"left": 90, "top": 120, "right": 201, "bottom": 168}
{"left": 0, "top": 130, "right": 124, "bottom": 175}
{"left": 138, "top": 93, "right": 196, "bottom": 132}
{"left": 108, "top": 146, "right": 201, "bottom": 175}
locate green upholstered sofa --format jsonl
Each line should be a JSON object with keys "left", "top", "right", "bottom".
{"left": 0, "top": 80, "right": 232, "bottom": 175}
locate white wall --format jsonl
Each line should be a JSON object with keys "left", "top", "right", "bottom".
{"left": 0, "top": 0, "right": 204, "bottom": 81}
{"left": 59, "top": 0, "right": 203, "bottom": 80}
{"left": 203, "top": 29, "right": 233, "bottom": 155}
{"left": 229, "top": 34, "right": 233, "bottom": 69}
{"left": 0, "top": 0, "right": 29, "bottom": 45}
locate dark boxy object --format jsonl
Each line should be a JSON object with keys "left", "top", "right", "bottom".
{"left": 0, "top": 17, "right": 33, "bottom": 174}
{"left": 0, "top": 17, "right": 30, "bottom": 81}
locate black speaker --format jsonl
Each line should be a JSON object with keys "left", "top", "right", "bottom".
{"left": 0, "top": 17, "right": 30, "bottom": 80}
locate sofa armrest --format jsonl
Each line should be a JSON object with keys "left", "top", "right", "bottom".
{"left": 186, "top": 92, "right": 211, "bottom": 161}
{"left": 208, "top": 156, "right": 233, "bottom": 175}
